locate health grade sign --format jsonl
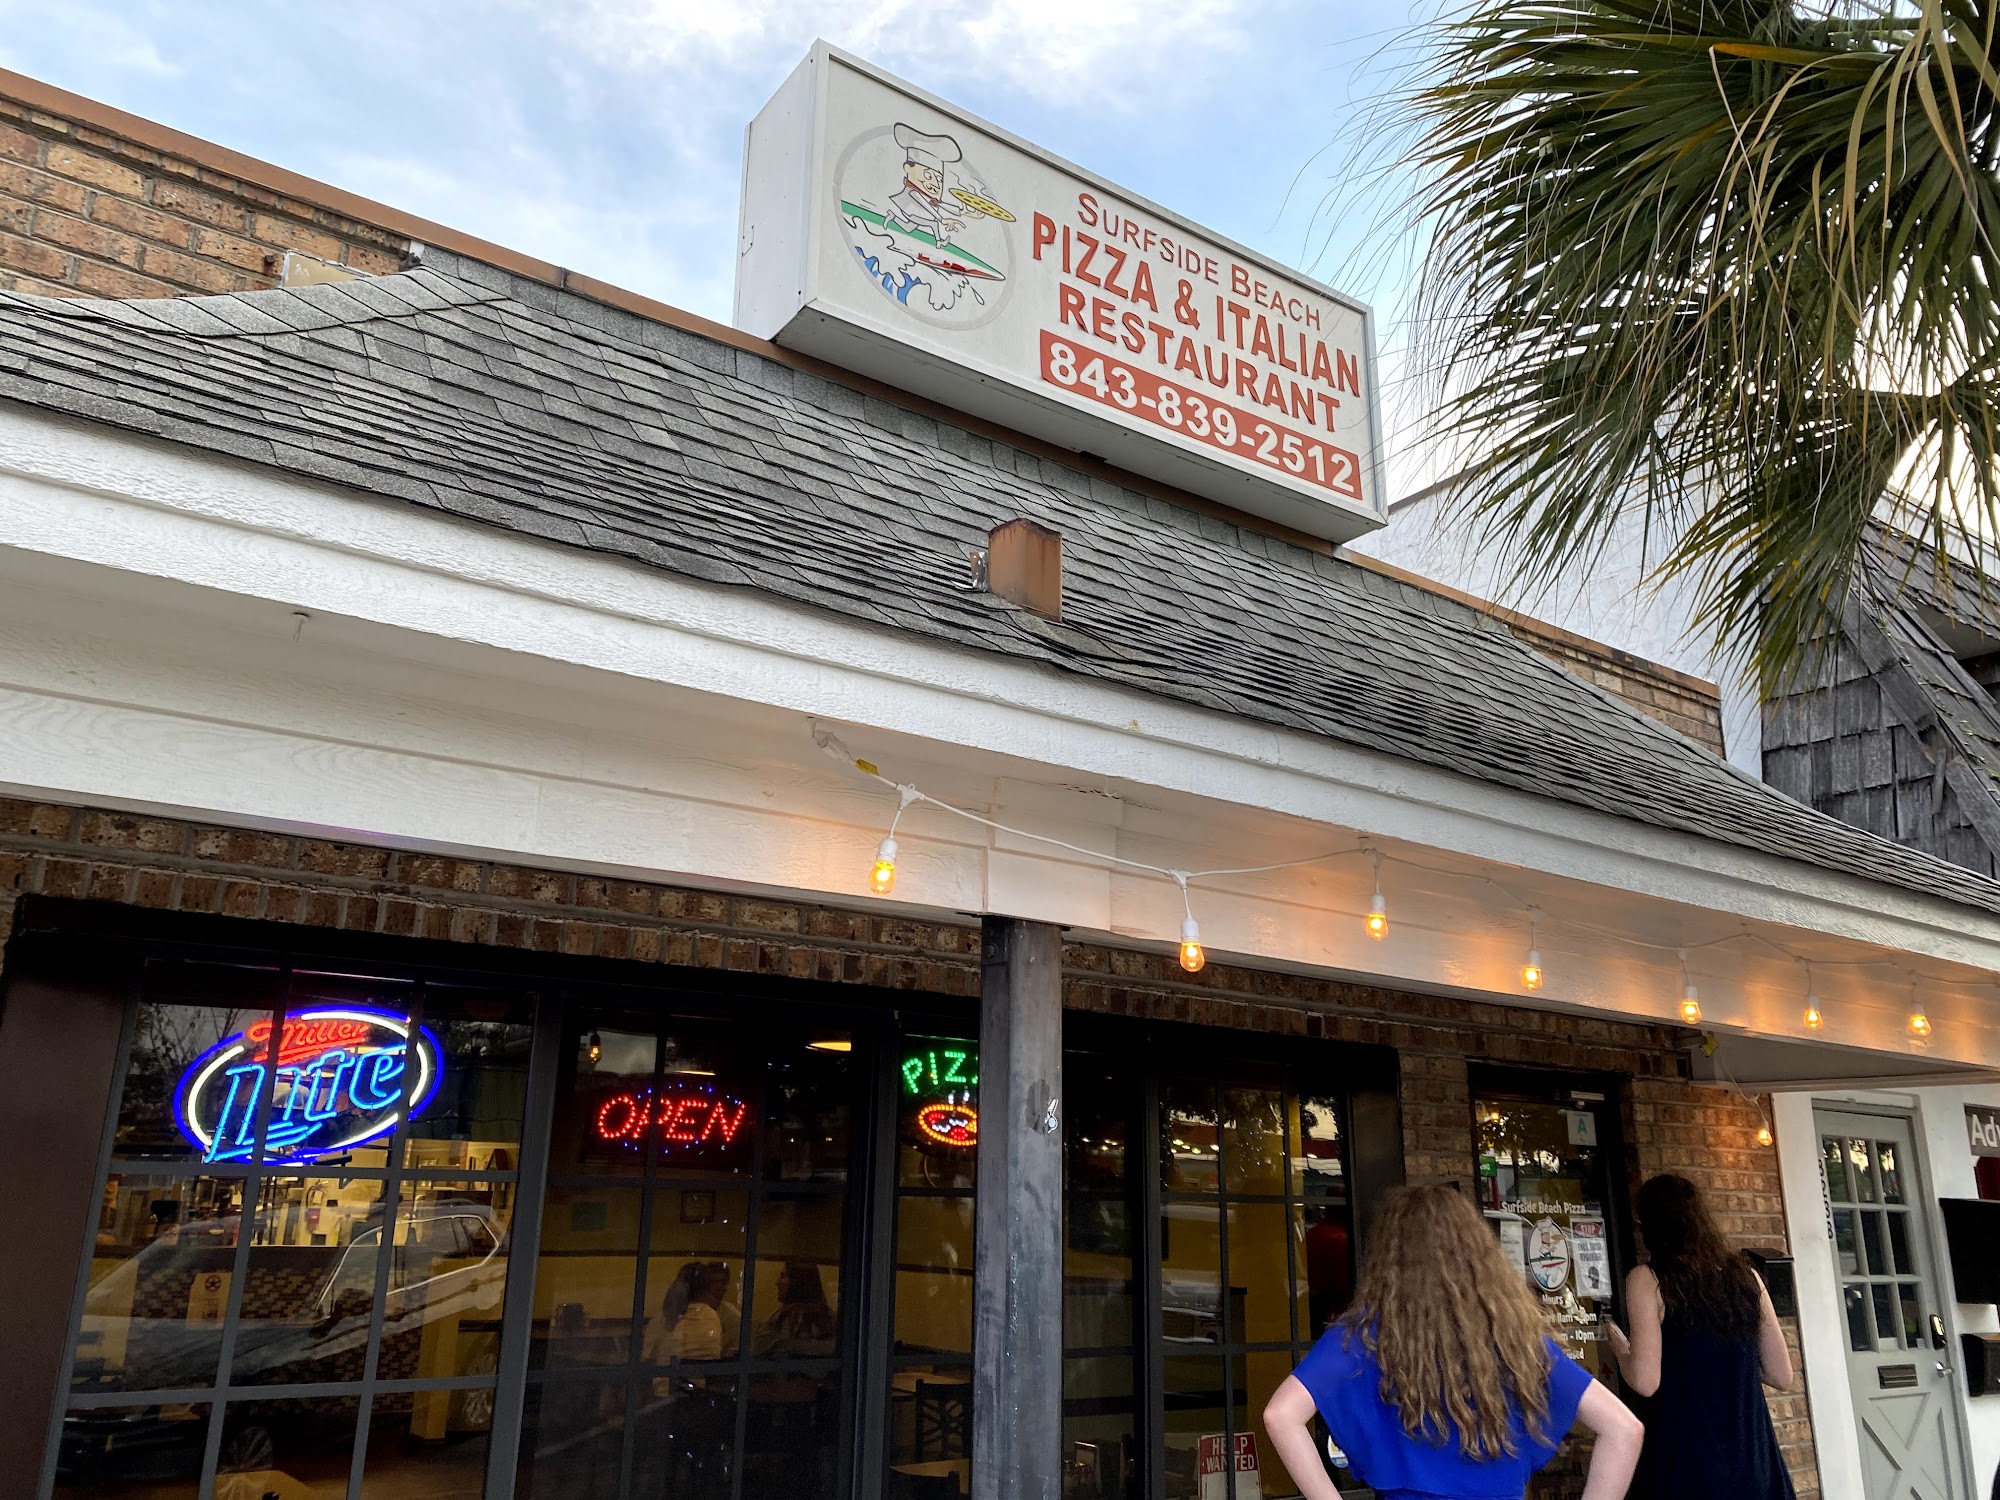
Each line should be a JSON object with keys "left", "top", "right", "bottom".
{"left": 735, "top": 44, "right": 1385, "bottom": 544}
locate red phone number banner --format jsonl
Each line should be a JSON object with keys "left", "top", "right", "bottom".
{"left": 1038, "top": 330, "right": 1363, "bottom": 500}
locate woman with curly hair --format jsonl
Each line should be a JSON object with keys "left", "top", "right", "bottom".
{"left": 1264, "top": 1183, "right": 1642, "bottom": 1500}
{"left": 1608, "top": 1174, "right": 1794, "bottom": 1499}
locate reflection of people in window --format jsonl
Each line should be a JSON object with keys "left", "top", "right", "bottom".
{"left": 757, "top": 1262, "right": 836, "bottom": 1358}
{"left": 1304, "top": 1205, "right": 1353, "bottom": 1332}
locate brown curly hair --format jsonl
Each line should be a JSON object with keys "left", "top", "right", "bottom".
{"left": 1339, "top": 1183, "right": 1555, "bottom": 1459}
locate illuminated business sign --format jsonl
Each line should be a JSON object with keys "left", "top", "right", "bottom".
{"left": 175, "top": 1008, "right": 440, "bottom": 1164}
{"left": 735, "top": 45, "right": 1385, "bottom": 545}
{"left": 903, "top": 1043, "right": 978, "bottom": 1149}
{"left": 594, "top": 1085, "right": 752, "bottom": 1153}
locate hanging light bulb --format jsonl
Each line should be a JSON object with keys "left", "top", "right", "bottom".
{"left": 1179, "top": 914, "right": 1206, "bottom": 973}
{"left": 1522, "top": 907, "right": 1543, "bottom": 990}
{"left": 1364, "top": 851, "right": 1388, "bottom": 941}
{"left": 869, "top": 835, "right": 898, "bottom": 896}
{"left": 586, "top": 1031, "right": 603, "bottom": 1066}
{"left": 1908, "top": 976, "right": 1931, "bottom": 1038}
{"left": 1800, "top": 961, "right": 1823, "bottom": 1030}
{"left": 1678, "top": 949, "right": 1702, "bottom": 1024}
{"left": 1756, "top": 1124, "right": 1774, "bottom": 1148}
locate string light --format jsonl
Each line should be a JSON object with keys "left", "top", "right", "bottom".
{"left": 1678, "top": 949, "right": 1702, "bottom": 1025}
{"left": 1756, "top": 1123, "right": 1774, "bottom": 1147}
{"left": 1175, "top": 875, "right": 1205, "bottom": 972}
{"left": 812, "top": 723, "right": 1979, "bottom": 1038}
{"left": 1522, "top": 907, "right": 1543, "bottom": 991}
{"left": 1908, "top": 974, "right": 1932, "bottom": 1039}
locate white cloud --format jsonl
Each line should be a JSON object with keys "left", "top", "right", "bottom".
{"left": 531, "top": 0, "right": 1264, "bottom": 112}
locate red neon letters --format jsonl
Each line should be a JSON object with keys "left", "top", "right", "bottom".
{"left": 594, "top": 1088, "right": 750, "bottom": 1150}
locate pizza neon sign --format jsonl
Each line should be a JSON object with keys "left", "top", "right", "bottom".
{"left": 175, "top": 1007, "right": 441, "bottom": 1165}
{"left": 903, "top": 1044, "right": 978, "bottom": 1150}
{"left": 593, "top": 1086, "right": 751, "bottom": 1152}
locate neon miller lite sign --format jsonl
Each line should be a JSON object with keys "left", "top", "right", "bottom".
{"left": 175, "top": 1007, "right": 441, "bottom": 1164}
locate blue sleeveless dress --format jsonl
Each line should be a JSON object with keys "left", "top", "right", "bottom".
{"left": 1291, "top": 1326, "right": 1591, "bottom": 1499}
{"left": 1629, "top": 1306, "right": 1793, "bottom": 1500}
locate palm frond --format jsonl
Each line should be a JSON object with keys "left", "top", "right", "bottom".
{"left": 1408, "top": 0, "right": 2000, "bottom": 689}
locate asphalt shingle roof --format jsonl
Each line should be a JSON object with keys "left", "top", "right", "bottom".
{"left": 5, "top": 249, "right": 1999, "bottom": 914}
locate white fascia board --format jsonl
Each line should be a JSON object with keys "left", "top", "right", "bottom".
{"left": 1, "top": 402, "right": 1997, "bottom": 971}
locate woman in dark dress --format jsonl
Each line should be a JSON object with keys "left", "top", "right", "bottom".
{"left": 1609, "top": 1174, "right": 1795, "bottom": 1500}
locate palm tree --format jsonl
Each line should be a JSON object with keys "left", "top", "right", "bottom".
{"left": 1408, "top": 0, "right": 1998, "bottom": 686}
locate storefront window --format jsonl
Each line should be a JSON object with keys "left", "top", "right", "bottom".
{"left": 884, "top": 1034, "right": 978, "bottom": 1499}
{"left": 1471, "top": 1072, "right": 1625, "bottom": 1381}
{"left": 52, "top": 962, "right": 531, "bottom": 1500}
{"left": 519, "top": 1008, "right": 856, "bottom": 1500}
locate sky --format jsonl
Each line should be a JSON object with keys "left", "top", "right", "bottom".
{"left": 0, "top": 0, "right": 1442, "bottom": 490}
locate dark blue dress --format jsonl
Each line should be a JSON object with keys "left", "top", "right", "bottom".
{"left": 1630, "top": 1307, "right": 1793, "bottom": 1500}
{"left": 1291, "top": 1327, "right": 1592, "bottom": 1499}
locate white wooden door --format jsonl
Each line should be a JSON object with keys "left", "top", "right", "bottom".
{"left": 1816, "top": 1109, "right": 1968, "bottom": 1500}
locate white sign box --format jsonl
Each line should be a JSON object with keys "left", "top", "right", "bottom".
{"left": 735, "top": 44, "right": 1386, "bottom": 543}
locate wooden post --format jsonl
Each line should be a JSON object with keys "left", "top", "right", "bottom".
{"left": 972, "top": 916, "right": 1065, "bottom": 1500}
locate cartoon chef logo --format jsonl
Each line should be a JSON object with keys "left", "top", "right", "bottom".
{"left": 834, "top": 120, "right": 1016, "bottom": 331}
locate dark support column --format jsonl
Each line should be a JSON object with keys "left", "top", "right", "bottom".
{"left": 973, "top": 917, "right": 1065, "bottom": 1500}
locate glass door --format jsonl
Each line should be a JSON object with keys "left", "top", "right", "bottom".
{"left": 1470, "top": 1069, "right": 1628, "bottom": 1385}
{"left": 1061, "top": 1028, "right": 1371, "bottom": 1500}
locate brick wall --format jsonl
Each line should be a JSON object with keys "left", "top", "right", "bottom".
{"left": 0, "top": 97, "right": 407, "bottom": 299}
{"left": 1510, "top": 616, "right": 1728, "bottom": 756}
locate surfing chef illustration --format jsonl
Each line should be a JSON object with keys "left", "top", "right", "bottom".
{"left": 835, "top": 119, "right": 1016, "bottom": 330}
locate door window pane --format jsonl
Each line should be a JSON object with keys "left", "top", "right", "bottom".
{"left": 751, "top": 1196, "right": 845, "bottom": 1356}
{"left": 358, "top": 1395, "right": 492, "bottom": 1498}
{"left": 894, "top": 1194, "right": 975, "bottom": 1359}
{"left": 1858, "top": 1212, "right": 1886, "bottom": 1279}
{"left": 1245, "top": 1351, "right": 1301, "bottom": 1498}
{"left": 1833, "top": 1210, "right": 1858, "bottom": 1275}
{"left": 1227, "top": 1201, "right": 1293, "bottom": 1345}
{"left": 1162, "top": 1080, "right": 1219, "bottom": 1195}
{"left": 768, "top": 1034, "right": 856, "bottom": 1185}
{"left": 1062, "top": 1356, "right": 1135, "bottom": 1500}
{"left": 53, "top": 1402, "right": 212, "bottom": 1500}
{"left": 1887, "top": 1213, "right": 1912, "bottom": 1277}
{"left": 630, "top": 1376, "right": 737, "bottom": 1498}
{"left": 1221, "top": 1081, "right": 1285, "bottom": 1196}
{"left": 1821, "top": 1136, "right": 1851, "bottom": 1203}
{"left": 742, "top": 1369, "right": 843, "bottom": 1500}
{"left": 232, "top": 1175, "right": 388, "bottom": 1387}
{"left": 1897, "top": 1283, "right": 1924, "bottom": 1349}
{"left": 1299, "top": 1202, "right": 1354, "bottom": 1338}
{"left": 379, "top": 1184, "right": 513, "bottom": 1384}
{"left": 1160, "top": 1356, "right": 1227, "bottom": 1500}
{"left": 119, "top": 990, "right": 280, "bottom": 1163}
{"left": 215, "top": 1393, "right": 360, "bottom": 1498}
{"left": 1848, "top": 1140, "right": 1877, "bottom": 1202}
{"left": 898, "top": 1037, "right": 979, "bottom": 1190}
{"left": 1871, "top": 1284, "right": 1898, "bottom": 1349}
{"left": 1294, "top": 1094, "right": 1345, "bottom": 1200}
{"left": 1876, "top": 1142, "right": 1905, "bottom": 1204}
{"left": 556, "top": 1026, "right": 656, "bottom": 1177}
{"left": 1162, "top": 1203, "right": 1224, "bottom": 1345}
{"left": 534, "top": 1185, "right": 641, "bottom": 1370}
{"left": 643, "top": 1189, "right": 749, "bottom": 1366}
{"left": 74, "top": 1175, "right": 244, "bottom": 1394}
{"left": 1844, "top": 1283, "right": 1872, "bottom": 1351}
{"left": 889, "top": 1365, "right": 973, "bottom": 1495}
{"left": 402, "top": 986, "right": 534, "bottom": 1171}
{"left": 1064, "top": 1197, "right": 1135, "bottom": 1352}
{"left": 516, "top": 1378, "right": 627, "bottom": 1500}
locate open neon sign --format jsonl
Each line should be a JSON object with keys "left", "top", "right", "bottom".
{"left": 175, "top": 1007, "right": 441, "bottom": 1164}
{"left": 594, "top": 1086, "right": 751, "bottom": 1152}
{"left": 902, "top": 1044, "right": 978, "bottom": 1149}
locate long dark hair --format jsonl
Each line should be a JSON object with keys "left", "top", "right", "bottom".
{"left": 1635, "top": 1174, "right": 1761, "bottom": 1340}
